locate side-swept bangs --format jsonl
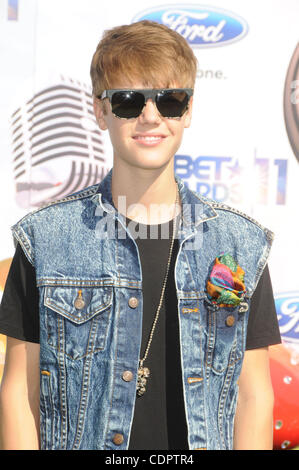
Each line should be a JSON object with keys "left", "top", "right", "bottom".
{"left": 90, "top": 20, "right": 197, "bottom": 96}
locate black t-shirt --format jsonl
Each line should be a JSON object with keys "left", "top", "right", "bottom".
{"left": 0, "top": 215, "right": 281, "bottom": 450}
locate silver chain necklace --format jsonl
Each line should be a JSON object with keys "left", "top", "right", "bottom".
{"left": 136, "top": 184, "right": 180, "bottom": 396}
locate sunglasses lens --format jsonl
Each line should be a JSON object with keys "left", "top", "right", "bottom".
{"left": 156, "top": 91, "right": 189, "bottom": 117}
{"left": 111, "top": 91, "right": 145, "bottom": 118}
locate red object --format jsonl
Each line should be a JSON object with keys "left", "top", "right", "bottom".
{"left": 269, "top": 343, "right": 299, "bottom": 449}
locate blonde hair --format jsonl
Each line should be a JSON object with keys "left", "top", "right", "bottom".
{"left": 90, "top": 20, "right": 197, "bottom": 97}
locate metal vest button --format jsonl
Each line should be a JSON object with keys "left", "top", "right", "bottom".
{"left": 128, "top": 297, "right": 138, "bottom": 308}
{"left": 113, "top": 433, "right": 124, "bottom": 445}
{"left": 74, "top": 297, "right": 85, "bottom": 309}
{"left": 225, "top": 315, "right": 235, "bottom": 327}
{"left": 122, "top": 371, "right": 133, "bottom": 382}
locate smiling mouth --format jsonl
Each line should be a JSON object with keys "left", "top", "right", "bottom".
{"left": 132, "top": 135, "right": 167, "bottom": 145}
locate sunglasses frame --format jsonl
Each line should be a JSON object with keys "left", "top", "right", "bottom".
{"left": 98, "top": 88, "right": 194, "bottom": 119}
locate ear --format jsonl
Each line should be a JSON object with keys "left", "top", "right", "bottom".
{"left": 93, "top": 97, "right": 108, "bottom": 130}
{"left": 184, "top": 95, "right": 193, "bottom": 129}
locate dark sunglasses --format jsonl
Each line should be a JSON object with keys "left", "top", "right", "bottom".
{"left": 99, "top": 88, "right": 193, "bottom": 119}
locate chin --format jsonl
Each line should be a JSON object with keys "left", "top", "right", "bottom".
{"left": 133, "top": 155, "right": 173, "bottom": 171}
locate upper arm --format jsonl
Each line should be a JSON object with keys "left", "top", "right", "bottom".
{"left": 1, "top": 336, "right": 40, "bottom": 399}
{"left": 0, "top": 337, "right": 40, "bottom": 449}
{"left": 234, "top": 347, "right": 275, "bottom": 449}
{"left": 238, "top": 347, "right": 274, "bottom": 403}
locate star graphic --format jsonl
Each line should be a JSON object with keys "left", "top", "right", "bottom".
{"left": 227, "top": 159, "right": 243, "bottom": 178}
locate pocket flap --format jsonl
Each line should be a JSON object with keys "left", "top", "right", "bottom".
{"left": 44, "top": 285, "right": 113, "bottom": 324}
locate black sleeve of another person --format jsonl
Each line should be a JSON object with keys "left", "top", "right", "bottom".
{"left": 0, "top": 242, "right": 40, "bottom": 343}
{"left": 245, "top": 264, "right": 281, "bottom": 350}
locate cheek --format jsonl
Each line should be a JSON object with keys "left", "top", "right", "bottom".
{"left": 107, "top": 121, "right": 126, "bottom": 141}
{"left": 169, "top": 122, "right": 185, "bottom": 140}
{"left": 184, "top": 114, "right": 192, "bottom": 129}
{"left": 108, "top": 125, "right": 134, "bottom": 155}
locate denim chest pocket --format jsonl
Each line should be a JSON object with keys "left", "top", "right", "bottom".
{"left": 204, "top": 298, "right": 246, "bottom": 374}
{"left": 44, "top": 285, "right": 113, "bottom": 360}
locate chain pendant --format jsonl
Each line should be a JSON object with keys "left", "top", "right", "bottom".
{"left": 136, "top": 365, "right": 150, "bottom": 396}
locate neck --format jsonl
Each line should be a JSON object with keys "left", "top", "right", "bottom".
{"left": 111, "top": 160, "right": 181, "bottom": 224}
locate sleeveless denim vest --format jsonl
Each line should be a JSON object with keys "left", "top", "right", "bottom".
{"left": 11, "top": 168, "right": 274, "bottom": 450}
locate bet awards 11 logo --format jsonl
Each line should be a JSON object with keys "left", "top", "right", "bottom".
{"left": 284, "top": 43, "right": 299, "bottom": 163}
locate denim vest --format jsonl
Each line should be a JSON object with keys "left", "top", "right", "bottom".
{"left": 11, "top": 168, "right": 274, "bottom": 450}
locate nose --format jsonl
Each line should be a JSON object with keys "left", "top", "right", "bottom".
{"left": 138, "top": 98, "right": 162, "bottom": 124}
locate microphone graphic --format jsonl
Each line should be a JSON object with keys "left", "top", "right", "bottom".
{"left": 11, "top": 75, "right": 109, "bottom": 209}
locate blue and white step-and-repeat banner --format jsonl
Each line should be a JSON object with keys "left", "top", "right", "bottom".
{"left": 0, "top": 1, "right": 298, "bottom": 369}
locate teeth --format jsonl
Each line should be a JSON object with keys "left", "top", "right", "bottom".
{"left": 135, "top": 135, "right": 162, "bottom": 141}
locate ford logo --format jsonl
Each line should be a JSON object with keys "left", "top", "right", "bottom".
{"left": 132, "top": 5, "right": 249, "bottom": 47}
{"left": 275, "top": 292, "right": 299, "bottom": 345}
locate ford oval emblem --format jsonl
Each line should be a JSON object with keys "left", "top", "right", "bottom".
{"left": 275, "top": 292, "right": 299, "bottom": 345}
{"left": 132, "top": 5, "right": 249, "bottom": 48}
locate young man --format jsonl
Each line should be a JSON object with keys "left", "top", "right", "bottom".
{"left": 0, "top": 21, "right": 281, "bottom": 450}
